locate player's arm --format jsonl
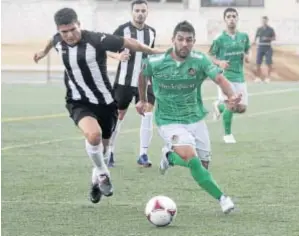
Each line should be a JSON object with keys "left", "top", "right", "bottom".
{"left": 123, "top": 37, "right": 162, "bottom": 55}
{"left": 107, "top": 51, "right": 130, "bottom": 62}
{"left": 208, "top": 39, "right": 229, "bottom": 69}
{"left": 99, "top": 33, "right": 162, "bottom": 55}
{"left": 138, "top": 59, "right": 152, "bottom": 102}
{"left": 136, "top": 59, "right": 152, "bottom": 115}
{"left": 33, "top": 38, "right": 53, "bottom": 63}
{"left": 202, "top": 55, "right": 241, "bottom": 108}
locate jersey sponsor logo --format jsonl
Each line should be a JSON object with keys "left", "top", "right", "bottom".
{"left": 188, "top": 68, "right": 196, "bottom": 76}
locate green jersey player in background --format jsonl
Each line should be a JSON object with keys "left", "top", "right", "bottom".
{"left": 136, "top": 21, "right": 242, "bottom": 214}
{"left": 209, "top": 8, "right": 251, "bottom": 144}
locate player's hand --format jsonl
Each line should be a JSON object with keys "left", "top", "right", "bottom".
{"left": 218, "top": 60, "right": 230, "bottom": 69}
{"left": 227, "top": 93, "right": 242, "bottom": 111}
{"left": 135, "top": 101, "right": 147, "bottom": 116}
{"left": 118, "top": 51, "right": 130, "bottom": 62}
{"left": 33, "top": 51, "right": 47, "bottom": 63}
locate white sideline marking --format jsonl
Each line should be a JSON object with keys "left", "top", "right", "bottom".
{"left": 2, "top": 87, "right": 299, "bottom": 123}
{"left": 2, "top": 106, "right": 299, "bottom": 152}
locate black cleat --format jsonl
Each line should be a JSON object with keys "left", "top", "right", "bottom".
{"left": 89, "top": 183, "right": 102, "bottom": 204}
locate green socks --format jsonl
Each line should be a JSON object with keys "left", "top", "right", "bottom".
{"left": 168, "top": 152, "right": 189, "bottom": 167}
{"left": 218, "top": 103, "right": 225, "bottom": 113}
{"left": 167, "top": 152, "right": 223, "bottom": 200}
{"left": 222, "top": 108, "right": 233, "bottom": 135}
{"left": 188, "top": 157, "right": 223, "bottom": 200}
{"left": 218, "top": 103, "right": 233, "bottom": 135}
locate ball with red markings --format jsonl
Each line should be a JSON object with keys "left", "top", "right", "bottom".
{"left": 145, "top": 196, "right": 177, "bottom": 227}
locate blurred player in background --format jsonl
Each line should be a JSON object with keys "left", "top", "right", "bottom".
{"left": 33, "top": 8, "right": 161, "bottom": 204}
{"left": 137, "top": 21, "right": 241, "bottom": 213}
{"left": 107, "top": 0, "right": 156, "bottom": 168}
{"left": 209, "top": 8, "right": 250, "bottom": 144}
{"left": 253, "top": 16, "right": 276, "bottom": 83}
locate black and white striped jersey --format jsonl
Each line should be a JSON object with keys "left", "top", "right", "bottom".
{"left": 52, "top": 30, "right": 124, "bottom": 105}
{"left": 113, "top": 22, "right": 156, "bottom": 87}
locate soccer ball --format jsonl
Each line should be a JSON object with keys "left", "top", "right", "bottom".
{"left": 145, "top": 195, "right": 177, "bottom": 227}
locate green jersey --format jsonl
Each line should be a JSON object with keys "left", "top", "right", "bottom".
{"left": 209, "top": 31, "right": 250, "bottom": 83}
{"left": 142, "top": 48, "right": 222, "bottom": 126}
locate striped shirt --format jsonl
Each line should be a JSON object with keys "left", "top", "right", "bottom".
{"left": 113, "top": 22, "right": 156, "bottom": 87}
{"left": 53, "top": 30, "right": 124, "bottom": 105}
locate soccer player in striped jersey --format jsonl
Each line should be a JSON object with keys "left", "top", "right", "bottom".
{"left": 107, "top": 0, "right": 156, "bottom": 168}
{"left": 33, "top": 7, "right": 161, "bottom": 204}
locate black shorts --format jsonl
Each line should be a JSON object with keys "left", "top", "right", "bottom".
{"left": 113, "top": 84, "right": 155, "bottom": 110}
{"left": 66, "top": 101, "right": 118, "bottom": 139}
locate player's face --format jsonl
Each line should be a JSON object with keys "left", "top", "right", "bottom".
{"left": 224, "top": 12, "right": 238, "bottom": 29}
{"left": 57, "top": 22, "right": 81, "bottom": 46}
{"left": 172, "top": 31, "right": 195, "bottom": 59}
{"left": 132, "top": 3, "right": 148, "bottom": 25}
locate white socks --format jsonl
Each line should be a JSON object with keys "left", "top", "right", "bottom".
{"left": 139, "top": 112, "right": 153, "bottom": 156}
{"left": 109, "top": 119, "right": 123, "bottom": 153}
{"left": 85, "top": 140, "right": 110, "bottom": 184}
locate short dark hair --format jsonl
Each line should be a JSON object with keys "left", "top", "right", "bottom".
{"left": 262, "top": 16, "right": 268, "bottom": 20}
{"left": 173, "top": 21, "right": 195, "bottom": 37}
{"left": 131, "top": 0, "right": 148, "bottom": 9}
{"left": 54, "top": 8, "right": 78, "bottom": 26}
{"left": 223, "top": 7, "right": 238, "bottom": 19}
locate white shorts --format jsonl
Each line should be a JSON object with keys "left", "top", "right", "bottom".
{"left": 158, "top": 120, "right": 211, "bottom": 162}
{"left": 217, "top": 82, "right": 248, "bottom": 106}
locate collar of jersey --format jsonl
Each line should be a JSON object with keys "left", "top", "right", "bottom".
{"left": 223, "top": 30, "right": 239, "bottom": 37}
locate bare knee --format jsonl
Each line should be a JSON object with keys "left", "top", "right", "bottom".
{"left": 173, "top": 145, "right": 197, "bottom": 160}
{"left": 118, "top": 109, "right": 127, "bottom": 120}
{"left": 85, "top": 131, "right": 102, "bottom": 145}
{"left": 236, "top": 105, "right": 247, "bottom": 113}
{"left": 78, "top": 116, "right": 102, "bottom": 145}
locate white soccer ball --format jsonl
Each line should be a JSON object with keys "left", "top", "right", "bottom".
{"left": 145, "top": 195, "right": 177, "bottom": 227}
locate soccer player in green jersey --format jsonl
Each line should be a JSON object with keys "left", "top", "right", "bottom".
{"left": 209, "top": 8, "right": 251, "bottom": 144}
{"left": 136, "top": 21, "right": 241, "bottom": 214}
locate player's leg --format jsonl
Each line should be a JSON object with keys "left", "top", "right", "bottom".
{"left": 108, "top": 85, "right": 133, "bottom": 167}
{"left": 65, "top": 102, "right": 112, "bottom": 203}
{"left": 212, "top": 86, "right": 226, "bottom": 121}
{"left": 264, "top": 47, "right": 273, "bottom": 83}
{"left": 192, "top": 120, "right": 211, "bottom": 170}
{"left": 158, "top": 124, "right": 234, "bottom": 213}
{"left": 97, "top": 102, "right": 118, "bottom": 168}
{"left": 255, "top": 47, "right": 265, "bottom": 83}
{"left": 216, "top": 82, "right": 236, "bottom": 143}
{"left": 135, "top": 85, "right": 155, "bottom": 167}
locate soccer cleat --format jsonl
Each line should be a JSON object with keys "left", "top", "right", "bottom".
{"left": 98, "top": 174, "right": 113, "bottom": 197}
{"left": 89, "top": 183, "right": 102, "bottom": 204}
{"left": 212, "top": 101, "right": 221, "bottom": 121}
{"left": 219, "top": 195, "right": 235, "bottom": 214}
{"left": 108, "top": 152, "right": 115, "bottom": 168}
{"left": 137, "top": 154, "right": 152, "bottom": 167}
{"left": 223, "top": 134, "right": 236, "bottom": 144}
{"left": 159, "top": 147, "right": 171, "bottom": 175}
